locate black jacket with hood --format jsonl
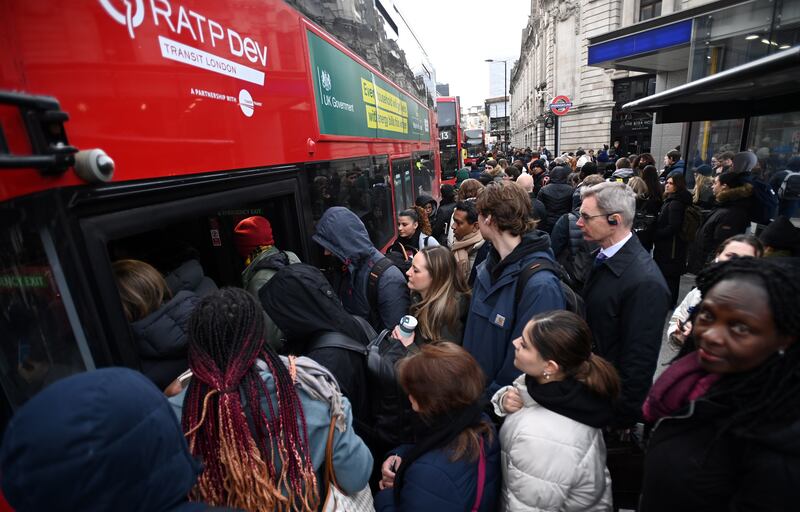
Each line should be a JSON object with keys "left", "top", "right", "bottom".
{"left": 537, "top": 167, "right": 574, "bottom": 233}
{"left": 0, "top": 368, "right": 233, "bottom": 512}
{"left": 313, "top": 207, "right": 410, "bottom": 330}
{"left": 653, "top": 188, "right": 693, "bottom": 276}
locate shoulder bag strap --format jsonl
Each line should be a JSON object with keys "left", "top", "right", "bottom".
{"left": 324, "top": 416, "right": 340, "bottom": 494}
{"left": 470, "top": 437, "right": 486, "bottom": 512}
{"left": 308, "top": 332, "right": 369, "bottom": 356}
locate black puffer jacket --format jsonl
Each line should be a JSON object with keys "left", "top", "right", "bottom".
{"left": 653, "top": 189, "right": 693, "bottom": 276}
{"left": 695, "top": 183, "right": 753, "bottom": 268}
{"left": 131, "top": 290, "right": 200, "bottom": 390}
{"left": 537, "top": 167, "right": 574, "bottom": 233}
{"left": 550, "top": 210, "right": 599, "bottom": 290}
{"left": 164, "top": 259, "right": 218, "bottom": 297}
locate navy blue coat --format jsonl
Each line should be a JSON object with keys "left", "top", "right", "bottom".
{"left": 313, "top": 207, "right": 410, "bottom": 330}
{"left": 0, "top": 368, "right": 224, "bottom": 512}
{"left": 463, "top": 231, "right": 566, "bottom": 397}
{"left": 132, "top": 290, "right": 200, "bottom": 390}
{"left": 374, "top": 430, "right": 501, "bottom": 512}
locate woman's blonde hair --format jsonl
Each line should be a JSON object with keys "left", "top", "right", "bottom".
{"left": 410, "top": 246, "right": 469, "bottom": 342}
{"left": 112, "top": 259, "right": 172, "bottom": 322}
{"left": 693, "top": 174, "right": 713, "bottom": 204}
{"left": 627, "top": 176, "right": 648, "bottom": 199}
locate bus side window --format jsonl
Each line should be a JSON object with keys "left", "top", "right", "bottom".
{"left": 306, "top": 156, "right": 394, "bottom": 250}
{"left": 412, "top": 150, "right": 434, "bottom": 200}
{"left": 0, "top": 223, "right": 93, "bottom": 428}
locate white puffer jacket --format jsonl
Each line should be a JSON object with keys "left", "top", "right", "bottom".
{"left": 491, "top": 375, "right": 612, "bottom": 512}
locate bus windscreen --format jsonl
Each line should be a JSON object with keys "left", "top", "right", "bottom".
{"left": 437, "top": 102, "right": 457, "bottom": 127}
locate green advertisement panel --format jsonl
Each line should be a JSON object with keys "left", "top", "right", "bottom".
{"left": 307, "top": 30, "right": 431, "bottom": 141}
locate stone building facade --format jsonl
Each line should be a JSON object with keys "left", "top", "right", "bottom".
{"left": 511, "top": 0, "right": 630, "bottom": 154}
{"left": 511, "top": 0, "right": 740, "bottom": 159}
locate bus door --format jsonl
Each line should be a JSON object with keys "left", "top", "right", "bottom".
{"left": 390, "top": 157, "right": 414, "bottom": 212}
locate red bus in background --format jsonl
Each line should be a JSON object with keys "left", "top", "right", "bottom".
{"left": 0, "top": 0, "right": 439, "bottom": 429}
{"left": 436, "top": 96, "right": 463, "bottom": 181}
{"left": 464, "top": 128, "right": 487, "bottom": 165}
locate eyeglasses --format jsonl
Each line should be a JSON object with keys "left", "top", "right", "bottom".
{"left": 578, "top": 211, "right": 620, "bottom": 222}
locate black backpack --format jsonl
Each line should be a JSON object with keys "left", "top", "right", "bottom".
{"left": 383, "top": 236, "right": 433, "bottom": 279}
{"left": 306, "top": 317, "right": 410, "bottom": 447}
{"left": 778, "top": 171, "right": 800, "bottom": 200}
{"left": 365, "top": 256, "right": 399, "bottom": 328}
{"left": 514, "top": 258, "right": 585, "bottom": 318}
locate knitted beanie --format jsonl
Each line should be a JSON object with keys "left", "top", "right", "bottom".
{"left": 233, "top": 216, "right": 274, "bottom": 258}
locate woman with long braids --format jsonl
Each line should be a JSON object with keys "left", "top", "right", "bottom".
{"left": 173, "top": 288, "right": 372, "bottom": 511}
{"left": 641, "top": 258, "right": 800, "bottom": 511}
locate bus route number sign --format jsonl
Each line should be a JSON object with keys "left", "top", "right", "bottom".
{"left": 549, "top": 96, "right": 572, "bottom": 116}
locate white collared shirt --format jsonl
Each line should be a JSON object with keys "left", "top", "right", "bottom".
{"left": 600, "top": 232, "right": 633, "bottom": 260}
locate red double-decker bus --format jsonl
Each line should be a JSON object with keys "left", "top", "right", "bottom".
{"left": 436, "top": 96, "right": 463, "bottom": 180}
{"left": 0, "top": 0, "right": 439, "bottom": 428}
{"left": 464, "top": 128, "right": 487, "bottom": 165}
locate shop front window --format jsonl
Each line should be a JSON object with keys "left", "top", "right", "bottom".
{"left": 686, "top": 119, "right": 744, "bottom": 172}
{"left": 690, "top": 0, "right": 800, "bottom": 81}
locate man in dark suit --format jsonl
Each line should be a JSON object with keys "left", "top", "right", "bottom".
{"left": 577, "top": 182, "right": 671, "bottom": 428}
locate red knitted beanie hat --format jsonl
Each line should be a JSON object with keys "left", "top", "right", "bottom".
{"left": 233, "top": 216, "right": 274, "bottom": 258}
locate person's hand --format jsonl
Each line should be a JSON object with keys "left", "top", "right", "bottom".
{"left": 679, "top": 319, "right": 692, "bottom": 337}
{"left": 378, "top": 455, "right": 402, "bottom": 490}
{"left": 502, "top": 388, "right": 523, "bottom": 413}
{"left": 392, "top": 326, "right": 415, "bottom": 347}
{"left": 164, "top": 379, "right": 183, "bottom": 397}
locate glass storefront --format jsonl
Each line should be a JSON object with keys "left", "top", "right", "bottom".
{"left": 611, "top": 76, "right": 656, "bottom": 156}
{"left": 687, "top": 119, "right": 744, "bottom": 172}
{"left": 747, "top": 112, "right": 800, "bottom": 177}
{"left": 684, "top": 0, "right": 799, "bottom": 186}
{"left": 690, "top": 0, "right": 800, "bottom": 81}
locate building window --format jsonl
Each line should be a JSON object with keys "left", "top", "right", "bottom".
{"left": 639, "top": 0, "right": 662, "bottom": 21}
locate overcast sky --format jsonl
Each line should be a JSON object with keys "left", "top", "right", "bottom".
{"left": 396, "top": 0, "right": 531, "bottom": 109}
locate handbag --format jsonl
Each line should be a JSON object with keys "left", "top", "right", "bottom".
{"left": 321, "top": 417, "right": 374, "bottom": 512}
{"left": 604, "top": 432, "right": 645, "bottom": 510}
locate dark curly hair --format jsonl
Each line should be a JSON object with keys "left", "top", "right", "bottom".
{"left": 693, "top": 258, "right": 800, "bottom": 437}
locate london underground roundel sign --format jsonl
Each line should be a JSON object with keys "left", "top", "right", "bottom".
{"left": 549, "top": 95, "right": 572, "bottom": 116}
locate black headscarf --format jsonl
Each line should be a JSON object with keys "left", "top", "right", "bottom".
{"left": 260, "top": 263, "right": 369, "bottom": 348}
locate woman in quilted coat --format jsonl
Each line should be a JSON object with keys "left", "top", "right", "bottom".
{"left": 491, "top": 311, "right": 620, "bottom": 511}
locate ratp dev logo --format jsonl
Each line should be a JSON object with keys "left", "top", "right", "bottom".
{"left": 321, "top": 69, "right": 332, "bottom": 92}
{"left": 99, "top": 0, "right": 145, "bottom": 39}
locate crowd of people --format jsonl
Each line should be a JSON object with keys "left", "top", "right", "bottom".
{"left": 1, "top": 144, "right": 799, "bottom": 512}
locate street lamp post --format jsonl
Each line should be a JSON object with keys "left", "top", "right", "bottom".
{"left": 485, "top": 58, "right": 508, "bottom": 151}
